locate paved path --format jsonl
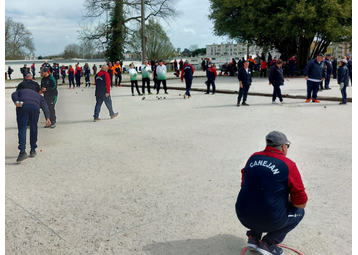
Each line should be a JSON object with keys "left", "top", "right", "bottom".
{"left": 5, "top": 75, "right": 352, "bottom": 254}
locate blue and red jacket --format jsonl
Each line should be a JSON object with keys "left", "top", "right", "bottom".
{"left": 181, "top": 63, "right": 194, "bottom": 82}
{"left": 95, "top": 70, "right": 111, "bottom": 97}
{"left": 236, "top": 146, "right": 307, "bottom": 232}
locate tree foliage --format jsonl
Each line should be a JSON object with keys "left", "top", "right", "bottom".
{"left": 79, "top": 0, "right": 177, "bottom": 61}
{"left": 208, "top": 0, "right": 352, "bottom": 67}
{"left": 5, "top": 17, "right": 35, "bottom": 60}
{"left": 127, "top": 19, "right": 176, "bottom": 60}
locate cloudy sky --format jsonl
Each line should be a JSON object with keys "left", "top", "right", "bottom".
{"left": 5, "top": 0, "right": 228, "bottom": 57}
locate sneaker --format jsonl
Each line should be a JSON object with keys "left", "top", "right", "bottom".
{"left": 312, "top": 99, "right": 320, "bottom": 103}
{"left": 280, "top": 101, "right": 284, "bottom": 105}
{"left": 242, "top": 102, "right": 249, "bottom": 106}
{"left": 204, "top": 92, "right": 209, "bottom": 94}
{"left": 212, "top": 93, "right": 215, "bottom": 95}
{"left": 138, "top": 93, "right": 142, "bottom": 96}
{"left": 326, "top": 88, "right": 331, "bottom": 90}
{"left": 272, "top": 101, "right": 277, "bottom": 104}
{"left": 44, "top": 125, "right": 50, "bottom": 128}
{"left": 246, "top": 236, "right": 259, "bottom": 251}
{"left": 184, "top": 94, "right": 187, "bottom": 99}
{"left": 111, "top": 112, "right": 119, "bottom": 119}
{"left": 165, "top": 91, "right": 168, "bottom": 94}
{"left": 29, "top": 150, "right": 37, "bottom": 158}
{"left": 16, "top": 152, "right": 28, "bottom": 163}
{"left": 132, "top": 93, "right": 135, "bottom": 96}
{"left": 94, "top": 118, "right": 101, "bottom": 122}
{"left": 339, "top": 102, "right": 346, "bottom": 105}
{"left": 305, "top": 98, "right": 311, "bottom": 102}
{"left": 205, "top": 81, "right": 208, "bottom": 85}
{"left": 257, "top": 241, "right": 284, "bottom": 255}
{"left": 142, "top": 93, "right": 146, "bottom": 95}
{"left": 50, "top": 122, "right": 56, "bottom": 128}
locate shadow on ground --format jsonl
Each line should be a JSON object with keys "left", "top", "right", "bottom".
{"left": 143, "top": 234, "right": 246, "bottom": 255}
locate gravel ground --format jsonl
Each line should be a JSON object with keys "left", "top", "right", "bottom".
{"left": 5, "top": 76, "right": 352, "bottom": 255}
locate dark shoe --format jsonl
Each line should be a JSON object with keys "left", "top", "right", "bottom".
{"left": 237, "top": 102, "right": 240, "bottom": 107}
{"left": 165, "top": 91, "right": 168, "bottom": 94}
{"left": 257, "top": 241, "right": 284, "bottom": 255}
{"left": 326, "top": 88, "right": 331, "bottom": 90}
{"left": 44, "top": 125, "right": 50, "bottom": 128}
{"left": 339, "top": 102, "right": 346, "bottom": 105}
{"left": 246, "top": 236, "right": 259, "bottom": 251}
{"left": 204, "top": 92, "right": 209, "bottom": 94}
{"left": 204, "top": 81, "right": 208, "bottom": 85}
{"left": 242, "top": 102, "right": 249, "bottom": 106}
{"left": 29, "top": 150, "right": 37, "bottom": 158}
{"left": 212, "top": 93, "right": 215, "bottom": 95}
{"left": 50, "top": 122, "right": 56, "bottom": 128}
{"left": 111, "top": 112, "right": 119, "bottom": 119}
{"left": 16, "top": 152, "right": 28, "bottom": 163}
{"left": 94, "top": 118, "right": 101, "bottom": 122}
{"left": 132, "top": 93, "right": 135, "bottom": 96}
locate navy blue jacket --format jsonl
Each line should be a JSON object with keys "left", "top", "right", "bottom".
{"left": 12, "top": 89, "right": 50, "bottom": 119}
{"left": 347, "top": 59, "right": 352, "bottom": 72}
{"left": 304, "top": 59, "right": 326, "bottom": 80}
{"left": 337, "top": 65, "right": 349, "bottom": 86}
{"left": 238, "top": 67, "right": 252, "bottom": 86}
{"left": 16, "top": 80, "right": 41, "bottom": 92}
{"left": 269, "top": 64, "right": 284, "bottom": 86}
{"left": 324, "top": 58, "right": 333, "bottom": 74}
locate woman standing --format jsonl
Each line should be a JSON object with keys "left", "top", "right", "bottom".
{"left": 337, "top": 59, "right": 349, "bottom": 105}
{"left": 67, "top": 65, "right": 75, "bottom": 89}
{"left": 129, "top": 63, "right": 141, "bottom": 96}
{"left": 84, "top": 63, "right": 91, "bottom": 87}
{"left": 269, "top": 59, "right": 284, "bottom": 104}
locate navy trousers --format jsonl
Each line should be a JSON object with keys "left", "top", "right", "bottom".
{"left": 75, "top": 75, "right": 81, "bottom": 87}
{"left": 69, "top": 76, "right": 75, "bottom": 87}
{"left": 306, "top": 80, "right": 320, "bottom": 99}
{"left": 247, "top": 204, "right": 305, "bottom": 245}
{"left": 341, "top": 85, "right": 347, "bottom": 103}
{"left": 272, "top": 85, "right": 283, "bottom": 102}
{"left": 206, "top": 79, "right": 216, "bottom": 93}
{"left": 16, "top": 104, "right": 40, "bottom": 153}
{"left": 237, "top": 85, "right": 250, "bottom": 103}
{"left": 93, "top": 96, "right": 115, "bottom": 119}
{"left": 185, "top": 78, "right": 193, "bottom": 96}
{"left": 115, "top": 75, "right": 122, "bottom": 86}
{"left": 325, "top": 74, "right": 331, "bottom": 89}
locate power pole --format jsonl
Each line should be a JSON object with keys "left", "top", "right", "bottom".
{"left": 141, "top": 0, "right": 146, "bottom": 63}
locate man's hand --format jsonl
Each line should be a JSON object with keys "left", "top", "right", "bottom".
{"left": 269, "top": 83, "right": 272, "bottom": 86}
{"left": 240, "top": 83, "right": 243, "bottom": 89}
{"left": 304, "top": 76, "right": 308, "bottom": 80}
{"left": 105, "top": 93, "right": 109, "bottom": 97}
{"left": 45, "top": 118, "right": 51, "bottom": 127}
{"left": 41, "top": 87, "right": 47, "bottom": 92}
{"left": 322, "top": 78, "right": 325, "bottom": 81}
{"left": 15, "top": 101, "right": 22, "bottom": 107}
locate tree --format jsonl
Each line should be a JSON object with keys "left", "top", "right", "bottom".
{"left": 62, "top": 44, "right": 81, "bottom": 59}
{"left": 5, "top": 17, "right": 35, "bottom": 60}
{"left": 79, "top": 0, "right": 177, "bottom": 62}
{"left": 127, "top": 19, "right": 176, "bottom": 61}
{"left": 208, "top": 0, "right": 352, "bottom": 68}
{"left": 190, "top": 48, "right": 206, "bottom": 57}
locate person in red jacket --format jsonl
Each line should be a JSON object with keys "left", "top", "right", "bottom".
{"left": 180, "top": 60, "right": 195, "bottom": 98}
{"left": 205, "top": 62, "right": 217, "bottom": 94}
{"left": 93, "top": 64, "right": 118, "bottom": 122}
{"left": 74, "top": 64, "right": 82, "bottom": 87}
{"left": 67, "top": 65, "right": 75, "bottom": 89}
{"left": 260, "top": 59, "right": 268, "bottom": 78}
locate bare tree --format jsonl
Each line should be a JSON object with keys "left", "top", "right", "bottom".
{"left": 5, "top": 17, "right": 35, "bottom": 60}
{"left": 79, "top": 0, "right": 177, "bottom": 60}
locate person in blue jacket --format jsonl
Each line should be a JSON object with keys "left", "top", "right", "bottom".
{"left": 324, "top": 54, "right": 333, "bottom": 90}
{"left": 304, "top": 53, "right": 326, "bottom": 103}
{"left": 237, "top": 61, "right": 252, "bottom": 106}
{"left": 269, "top": 59, "right": 284, "bottom": 104}
{"left": 337, "top": 59, "right": 349, "bottom": 105}
{"left": 181, "top": 60, "right": 195, "bottom": 98}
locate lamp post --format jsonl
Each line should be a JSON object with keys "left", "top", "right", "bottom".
{"left": 141, "top": 0, "right": 146, "bottom": 63}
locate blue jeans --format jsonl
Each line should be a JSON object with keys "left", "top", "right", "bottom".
{"left": 185, "top": 78, "right": 192, "bottom": 96}
{"left": 341, "top": 85, "right": 347, "bottom": 103}
{"left": 247, "top": 203, "right": 305, "bottom": 245}
{"left": 306, "top": 80, "right": 320, "bottom": 99}
{"left": 16, "top": 104, "right": 40, "bottom": 153}
{"left": 94, "top": 96, "right": 115, "bottom": 119}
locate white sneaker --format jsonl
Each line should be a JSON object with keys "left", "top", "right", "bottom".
{"left": 272, "top": 101, "right": 278, "bottom": 104}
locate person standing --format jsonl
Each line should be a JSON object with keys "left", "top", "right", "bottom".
{"left": 67, "top": 65, "right": 75, "bottom": 89}
{"left": 31, "top": 63, "right": 36, "bottom": 80}
{"left": 74, "top": 64, "right": 82, "bottom": 87}
{"left": 128, "top": 63, "right": 141, "bottom": 96}
{"left": 237, "top": 61, "right": 252, "bottom": 106}
{"left": 337, "top": 59, "right": 349, "bottom": 105}
{"left": 83, "top": 63, "right": 91, "bottom": 87}
{"left": 181, "top": 60, "right": 195, "bottom": 99}
{"left": 40, "top": 67, "right": 58, "bottom": 128}
{"left": 92, "top": 64, "right": 97, "bottom": 76}
{"left": 205, "top": 62, "right": 217, "bottom": 95}
{"left": 152, "top": 61, "right": 159, "bottom": 91}
{"left": 60, "top": 65, "right": 66, "bottom": 84}
{"left": 236, "top": 131, "right": 307, "bottom": 254}
{"left": 114, "top": 61, "right": 122, "bottom": 87}
{"left": 287, "top": 56, "right": 296, "bottom": 78}
{"left": 107, "top": 62, "right": 114, "bottom": 88}
{"left": 304, "top": 53, "right": 326, "bottom": 103}
{"left": 269, "top": 59, "right": 284, "bottom": 104}
{"left": 8, "top": 66, "right": 14, "bottom": 80}
{"left": 93, "top": 64, "right": 118, "bottom": 121}
{"left": 347, "top": 54, "right": 352, "bottom": 86}
{"left": 42, "top": 60, "right": 51, "bottom": 70}
{"left": 332, "top": 57, "right": 337, "bottom": 79}
{"left": 156, "top": 60, "right": 168, "bottom": 95}
{"left": 52, "top": 63, "right": 60, "bottom": 86}
{"left": 324, "top": 54, "right": 333, "bottom": 90}
{"left": 173, "top": 59, "right": 178, "bottom": 71}
{"left": 260, "top": 59, "right": 268, "bottom": 78}
{"left": 141, "top": 61, "right": 152, "bottom": 95}
{"left": 179, "top": 59, "right": 184, "bottom": 72}
{"left": 202, "top": 58, "right": 206, "bottom": 72}
{"left": 16, "top": 74, "right": 41, "bottom": 92}
{"left": 11, "top": 88, "right": 51, "bottom": 162}
{"left": 21, "top": 64, "right": 30, "bottom": 81}
{"left": 255, "top": 54, "right": 261, "bottom": 72}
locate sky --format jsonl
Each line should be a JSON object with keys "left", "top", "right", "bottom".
{"left": 4, "top": 0, "right": 228, "bottom": 57}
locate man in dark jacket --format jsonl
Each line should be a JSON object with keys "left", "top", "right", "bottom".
{"left": 269, "top": 59, "right": 284, "bottom": 104}
{"left": 93, "top": 64, "right": 118, "bottom": 122}
{"left": 304, "top": 53, "right": 326, "bottom": 103}
{"left": 324, "top": 54, "right": 333, "bottom": 90}
{"left": 12, "top": 88, "right": 51, "bottom": 162}
{"left": 347, "top": 54, "right": 352, "bottom": 86}
{"left": 21, "top": 64, "right": 30, "bottom": 81}
{"left": 236, "top": 131, "right": 307, "bottom": 254}
{"left": 41, "top": 68, "right": 58, "bottom": 128}
{"left": 237, "top": 61, "right": 252, "bottom": 106}
{"left": 17, "top": 74, "right": 41, "bottom": 92}
{"left": 332, "top": 57, "right": 337, "bottom": 79}
{"left": 181, "top": 60, "right": 195, "bottom": 98}
{"left": 205, "top": 62, "right": 217, "bottom": 95}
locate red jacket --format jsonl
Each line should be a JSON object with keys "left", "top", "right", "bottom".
{"left": 74, "top": 66, "right": 82, "bottom": 76}
{"left": 95, "top": 70, "right": 111, "bottom": 94}
{"left": 261, "top": 61, "right": 268, "bottom": 70}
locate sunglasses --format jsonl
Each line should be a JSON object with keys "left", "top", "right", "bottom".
{"left": 285, "top": 143, "right": 290, "bottom": 149}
